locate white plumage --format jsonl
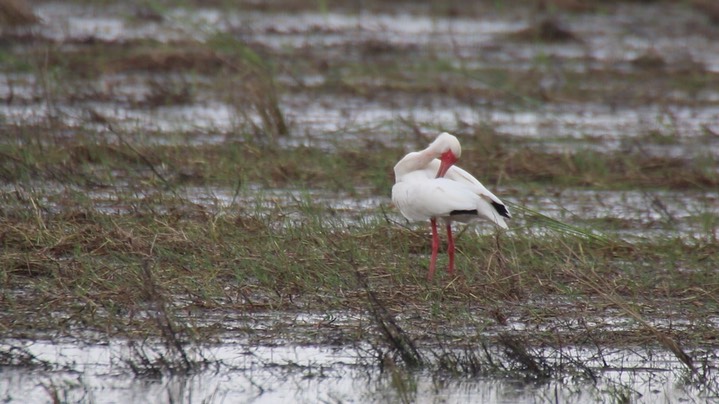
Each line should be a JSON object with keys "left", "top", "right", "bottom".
{"left": 391, "top": 132, "right": 510, "bottom": 279}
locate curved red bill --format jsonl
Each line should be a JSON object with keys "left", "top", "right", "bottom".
{"left": 435, "top": 150, "right": 458, "bottom": 178}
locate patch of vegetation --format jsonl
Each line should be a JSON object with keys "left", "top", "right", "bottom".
{"left": 1, "top": 124, "right": 717, "bottom": 192}
{"left": 1, "top": 183, "right": 717, "bottom": 333}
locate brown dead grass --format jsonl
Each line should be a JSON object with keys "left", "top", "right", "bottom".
{"left": 535, "top": 0, "right": 597, "bottom": 13}
{"left": 0, "top": 0, "right": 39, "bottom": 27}
{"left": 692, "top": 0, "right": 719, "bottom": 25}
{"left": 110, "top": 48, "right": 226, "bottom": 74}
{"left": 510, "top": 18, "right": 579, "bottom": 42}
{"left": 631, "top": 49, "right": 667, "bottom": 70}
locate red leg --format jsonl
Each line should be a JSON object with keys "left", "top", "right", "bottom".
{"left": 428, "top": 218, "right": 439, "bottom": 280}
{"left": 446, "top": 222, "right": 455, "bottom": 274}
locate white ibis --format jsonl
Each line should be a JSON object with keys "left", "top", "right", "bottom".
{"left": 391, "top": 132, "right": 510, "bottom": 280}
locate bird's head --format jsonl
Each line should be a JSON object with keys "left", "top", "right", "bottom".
{"left": 431, "top": 132, "right": 461, "bottom": 178}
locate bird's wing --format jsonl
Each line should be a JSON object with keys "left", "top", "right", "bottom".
{"left": 425, "top": 160, "right": 511, "bottom": 219}
{"left": 392, "top": 178, "right": 475, "bottom": 221}
{"left": 392, "top": 178, "right": 508, "bottom": 228}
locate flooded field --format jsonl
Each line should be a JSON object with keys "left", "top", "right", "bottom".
{"left": 3, "top": 302, "right": 719, "bottom": 402}
{"left": 2, "top": 0, "right": 719, "bottom": 402}
{"left": 2, "top": 327, "right": 716, "bottom": 403}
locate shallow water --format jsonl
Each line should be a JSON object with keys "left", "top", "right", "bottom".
{"left": 4, "top": 2, "right": 719, "bottom": 154}
{"left": 514, "top": 188, "right": 719, "bottom": 239}
{"left": 35, "top": 2, "right": 715, "bottom": 72}
{"left": 3, "top": 97, "right": 719, "bottom": 159}
{"left": 1, "top": 315, "right": 714, "bottom": 403}
{"left": 4, "top": 83, "right": 718, "bottom": 150}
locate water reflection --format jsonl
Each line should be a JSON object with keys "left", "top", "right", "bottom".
{"left": 0, "top": 337, "right": 710, "bottom": 403}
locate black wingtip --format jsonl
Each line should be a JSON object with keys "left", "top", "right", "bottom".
{"left": 491, "top": 201, "right": 511, "bottom": 219}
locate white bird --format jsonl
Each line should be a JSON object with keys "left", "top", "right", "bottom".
{"left": 392, "top": 132, "right": 510, "bottom": 280}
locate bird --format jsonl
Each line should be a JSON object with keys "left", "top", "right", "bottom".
{"left": 391, "top": 132, "right": 510, "bottom": 280}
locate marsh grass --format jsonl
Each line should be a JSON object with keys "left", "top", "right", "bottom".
{"left": 1, "top": 127, "right": 717, "bottom": 192}
{"left": 2, "top": 1, "right": 719, "bottom": 399}
{"left": 2, "top": 122, "right": 718, "bottom": 319}
{"left": 2, "top": 181, "right": 717, "bottom": 335}
{"left": 2, "top": 148, "right": 718, "bottom": 397}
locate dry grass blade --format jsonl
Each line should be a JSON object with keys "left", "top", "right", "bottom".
{"left": 573, "top": 268, "right": 698, "bottom": 376}
{"left": 352, "top": 260, "right": 424, "bottom": 368}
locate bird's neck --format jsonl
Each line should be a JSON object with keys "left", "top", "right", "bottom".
{"left": 394, "top": 150, "right": 435, "bottom": 180}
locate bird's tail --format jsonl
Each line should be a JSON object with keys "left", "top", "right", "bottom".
{"left": 478, "top": 198, "right": 509, "bottom": 229}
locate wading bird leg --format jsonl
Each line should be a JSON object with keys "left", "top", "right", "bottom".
{"left": 428, "top": 218, "right": 439, "bottom": 280}
{"left": 446, "top": 222, "right": 455, "bottom": 275}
